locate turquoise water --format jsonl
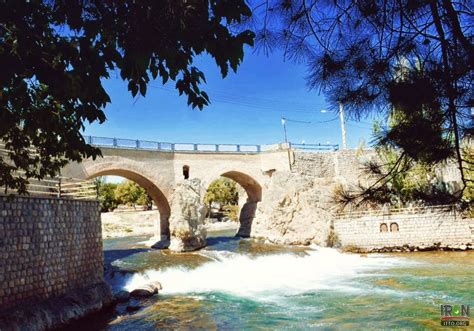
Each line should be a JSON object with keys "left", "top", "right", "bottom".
{"left": 92, "top": 230, "right": 473, "bottom": 330}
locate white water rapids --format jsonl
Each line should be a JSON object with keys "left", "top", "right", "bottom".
{"left": 123, "top": 247, "right": 410, "bottom": 299}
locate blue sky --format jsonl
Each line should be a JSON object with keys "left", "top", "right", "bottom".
{"left": 85, "top": 48, "right": 376, "bottom": 148}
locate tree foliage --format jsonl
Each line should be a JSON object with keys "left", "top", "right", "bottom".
{"left": 115, "top": 180, "right": 152, "bottom": 208}
{"left": 94, "top": 177, "right": 118, "bottom": 212}
{"left": 252, "top": 0, "right": 473, "bottom": 202}
{"left": 335, "top": 116, "right": 462, "bottom": 208}
{"left": 95, "top": 178, "right": 152, "bottom": 211}
{"left": 0, "top": 0, "right": 254, "bottom": 193}
{"left": 204, "top": 177, "right": 239, "bottom": 207}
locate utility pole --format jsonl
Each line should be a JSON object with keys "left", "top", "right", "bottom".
{"left": 281, "top": 117, "right": 291, "bottom": 171}
{"left": 281, "top": 117, "right": 311, "bottom": 171}
{"left": 281, "top": 117, "right": 311, "bottom": 144}
{"left": 339, "top": 103, "right": 347, "bottom": 149}
{"left": 281, "top": 117, "right": 288, "bottom": 143}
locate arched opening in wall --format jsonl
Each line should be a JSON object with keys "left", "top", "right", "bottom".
{"left": 205, "top": 171, "right": 262, "bottom": 238}
{"left": 390, "top": 222, "right": 399, "bottom": 232}
{"left": 183, "top": 165, "right": 190, "bottom": 180}
{"left": 87, "top": 169, "right": 171, "bottom": 244}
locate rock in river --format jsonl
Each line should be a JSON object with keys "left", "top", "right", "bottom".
{"left": 168, "top": 178, "right": 208, "bottom": 252}
{"left": 114, "top": 290, "right": 131, "bottom": 303}
{"left": 129, "top": 281, "right": 162, "bottom": 298}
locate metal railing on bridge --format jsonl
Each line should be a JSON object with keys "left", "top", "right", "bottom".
{"left": 84, "top": 135, "right": 265, "bottom": 153}
{"left": 289, "top": 142, "right": 339, "bottom": 151}
{"left": 84, "top": 136, "right": 340, "bottom": 153}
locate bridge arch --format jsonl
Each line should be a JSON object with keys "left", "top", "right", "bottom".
{"left": 86, "top": 168, "right": 171, "bottom": 239}
{"left": 206, "top": 170, "right": 262, "bottom": 237}
{"left": 220, "top": 171, "right": 262, "bottom": 203}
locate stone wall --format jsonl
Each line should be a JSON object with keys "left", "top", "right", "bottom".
{"left": 291, "top": 151, "right": 336, "bottom": 178}
{"left": 292, "top": 149, "right": 377, "bottom": 184}
{"left": 0, "top": 195, "right": 107, "bottom": 312}
{"left": 334, "top": 209, "right": 473, "bottom": 251}
{"left": 292, "top": 149, "right": 462, "bottom": 190}
{"left": 333, "top": 149, "right": 376, "bottom": 184}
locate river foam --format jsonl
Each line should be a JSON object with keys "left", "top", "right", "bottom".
{"left": 124, "top": 247, "right": 412, "bottom": 300}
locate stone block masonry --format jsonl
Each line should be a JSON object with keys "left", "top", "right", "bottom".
{"left": 0, "top": 195, "right": 111, "bottom": 317}
{"left": 334, "top": 209, "right": 473, "bottom": 252}
{"left": 291, "top": 149, "right": 377, "bottom": 184}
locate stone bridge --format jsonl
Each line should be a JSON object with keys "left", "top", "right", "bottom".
{"left": 62, "top": 136, "right": 465, "bottom": 245}
{"left": 62, "top": 137, "right": 297, "bottom": 239}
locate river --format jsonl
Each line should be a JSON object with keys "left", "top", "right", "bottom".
{"left": 74, "top": 228, "right": 473, "bottom": 330}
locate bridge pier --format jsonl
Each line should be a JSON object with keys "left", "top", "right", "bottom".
{"left": 236, "top": 201, "right": 258, "bottom": 237}
{"left": 150, "top": 213, "right": 171, "bottom": 249}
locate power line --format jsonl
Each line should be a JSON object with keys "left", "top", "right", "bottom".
{"left": 283, "top": 118, "right": 312, "bottom": 124}
{"left": 151, "top": 85, "right": 326, "bottom": 114}
{"left": 151, "top": 84, "right": 377, "bottom": 128}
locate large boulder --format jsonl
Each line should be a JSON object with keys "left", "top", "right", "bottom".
{"left": 250, "top": 172, "right": 336, "bottom": 245}
{"left": 168, "top": 179, "right": 208, "bottom": 252}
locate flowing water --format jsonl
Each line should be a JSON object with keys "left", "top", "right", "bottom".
{"left": 84, "top": 229, "right": 472, "bottom": 330}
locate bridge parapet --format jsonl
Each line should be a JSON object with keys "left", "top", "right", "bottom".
{"left": 289, "top": 142, "right": 339, "bottom": 151}
{"left": 84, "top": 135, "right": 342, "bottom": 154}
{"left": 85, "top": 135, "right": 268, "bottom": 153}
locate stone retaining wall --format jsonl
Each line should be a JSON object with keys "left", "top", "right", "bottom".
{"left": 0, "top": 195, "right": 108, "bottom": 312}
{"left": 292, "top": 149, "right": 461, "bottom": 187}
{"left": 291, "top": 151, "right": 337, "bottom": 178}
{"left": 334, "top": 209, "right": 473, "bottom": 251}
{"left": 292, "top": 149, "right": 377, "bottom": 184}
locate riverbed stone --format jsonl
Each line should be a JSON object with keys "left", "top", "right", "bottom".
{"left": 130, "top": 281, "right": 162, "bottom": 298}
{"left": 168, "top": 179, "right": 208, "bottom": 252}
{"left": 114, "top": 290, "right": 130, "bottom": 303}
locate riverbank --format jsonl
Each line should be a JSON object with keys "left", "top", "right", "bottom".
{"left": 101, "top": 211, "right": 239, "bottom": 239}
